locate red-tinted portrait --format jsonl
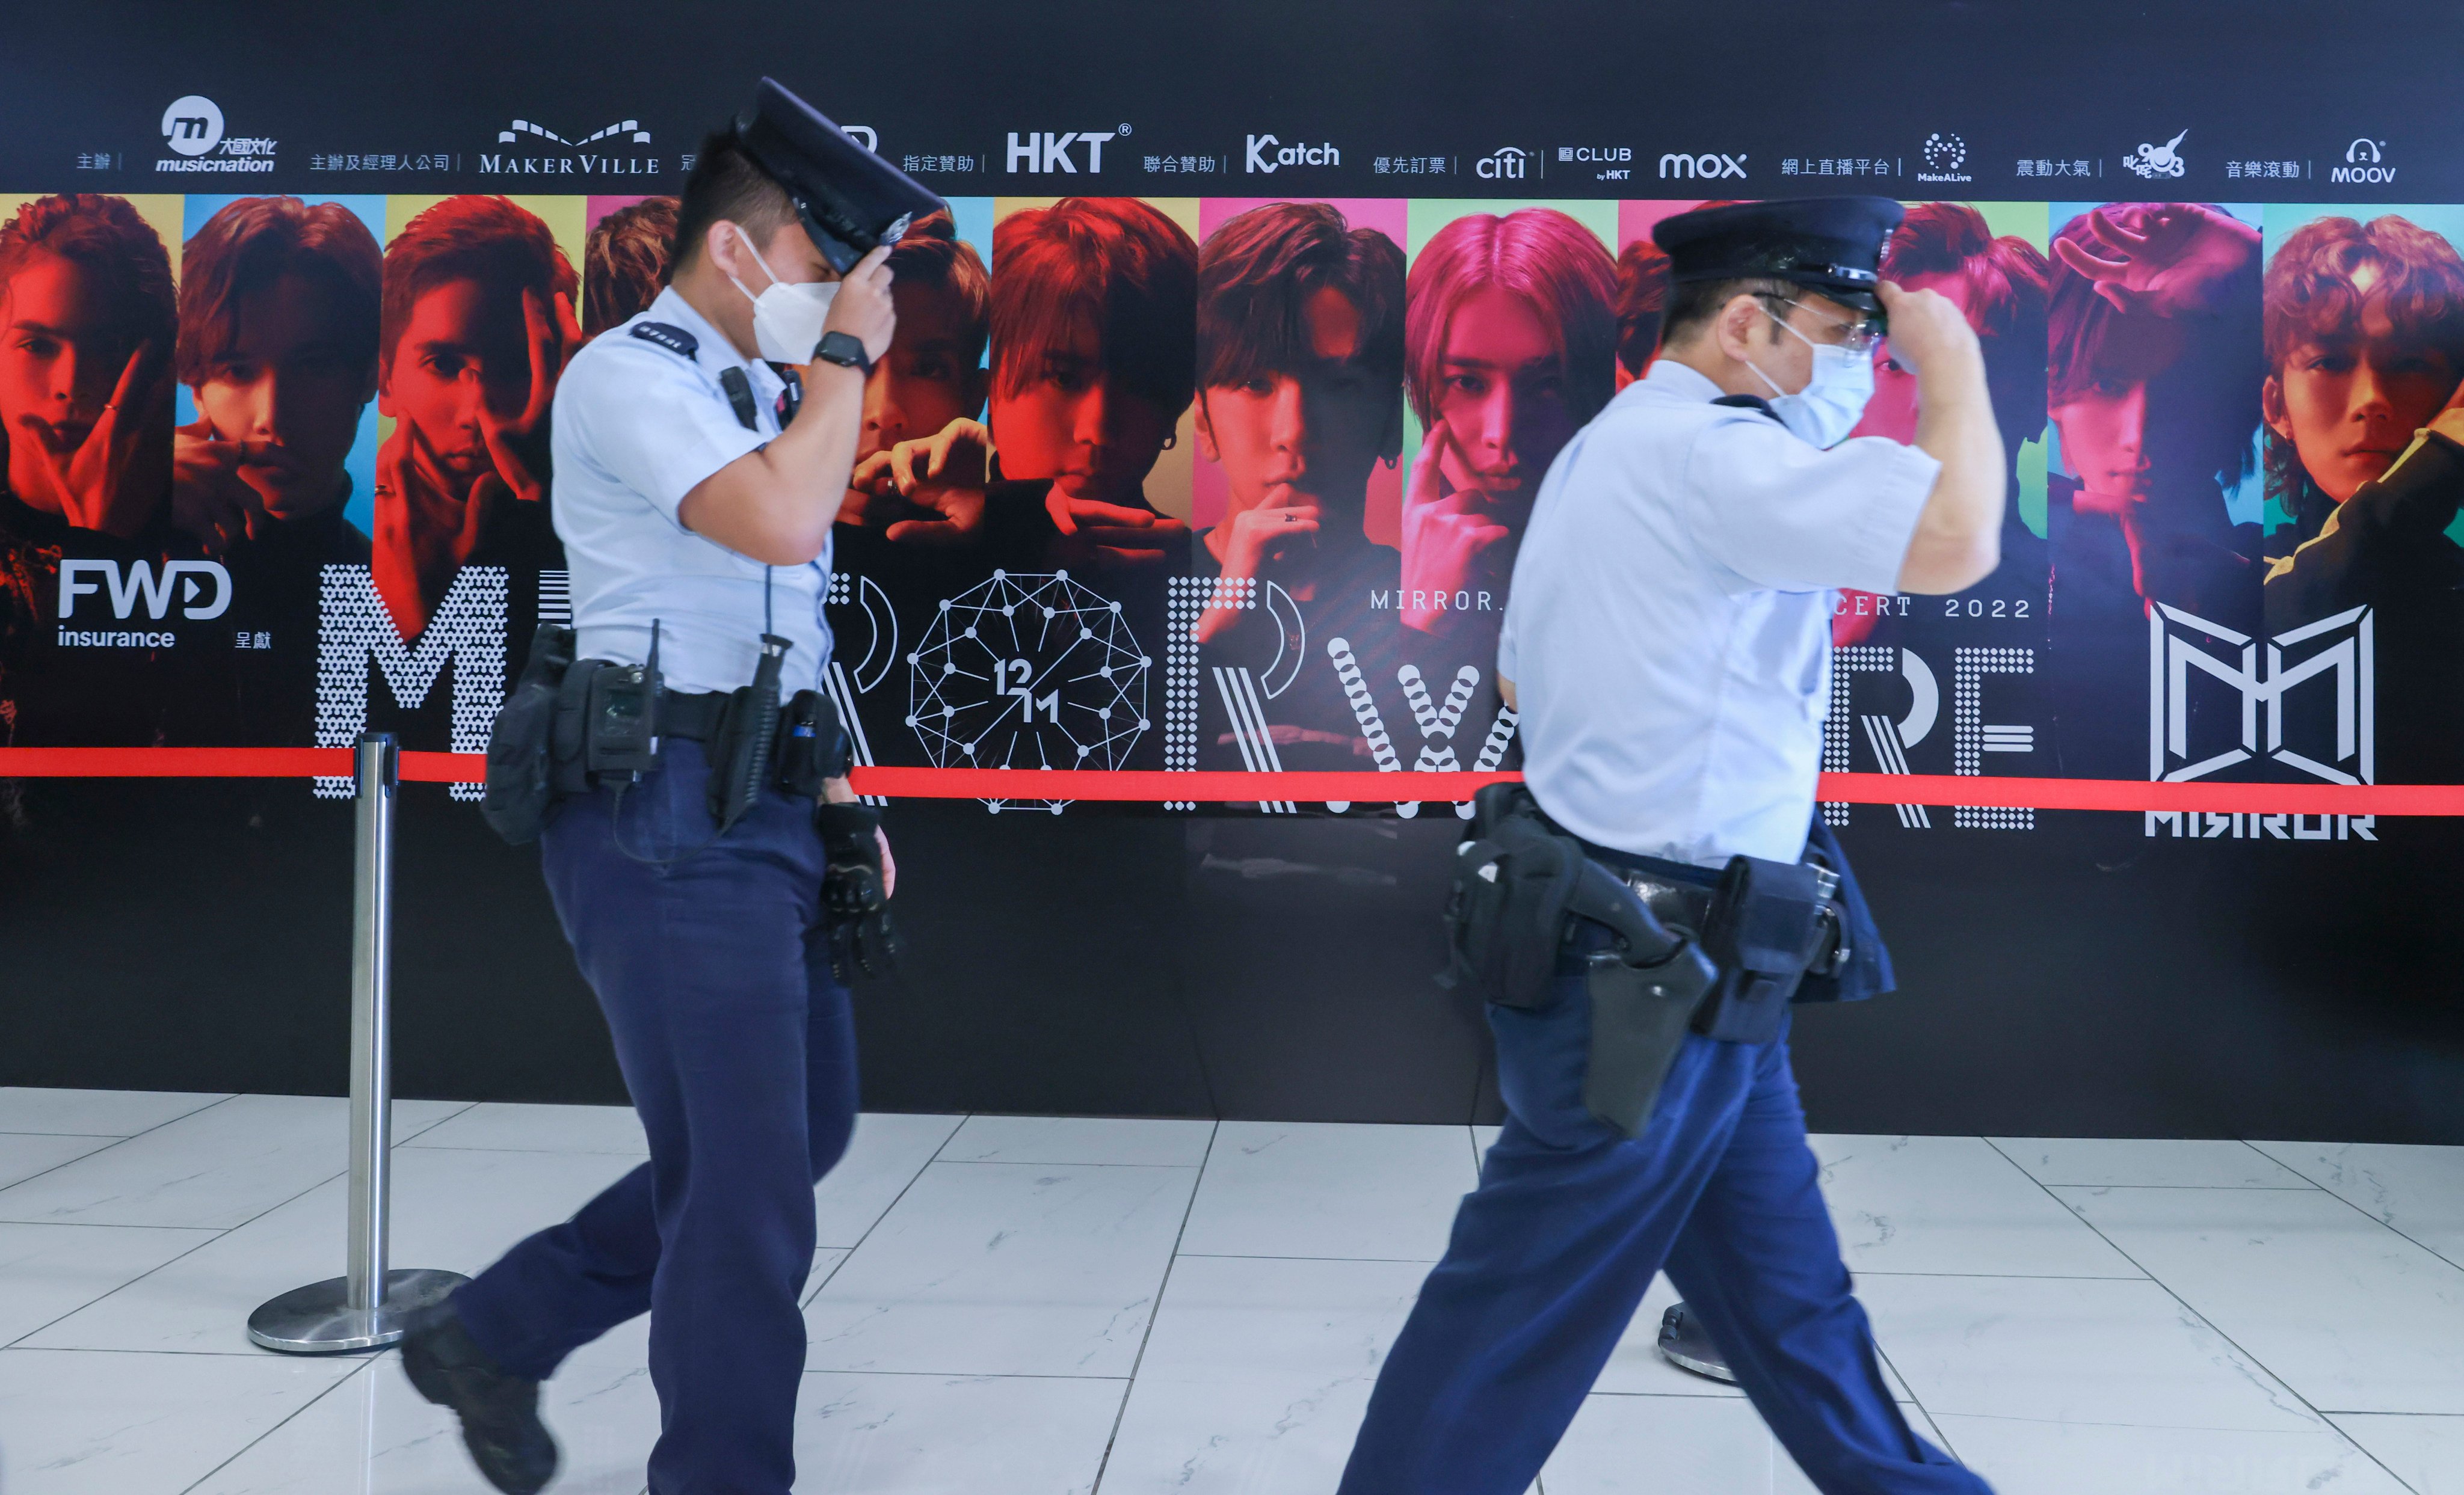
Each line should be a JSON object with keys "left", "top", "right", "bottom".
{"left": 581, "top": 195, "right": 676, "bottom": 338}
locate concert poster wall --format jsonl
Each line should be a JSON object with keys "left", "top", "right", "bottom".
{"left": 5, "top": 0, "right": 2462, "bottom": 1141}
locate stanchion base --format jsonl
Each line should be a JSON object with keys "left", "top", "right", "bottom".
{"left": 1657, "top": 1302, "right": 1738, "bottom": 1383}
{"left": 248, "top": 1268, "right": 469, "bottom": 1354}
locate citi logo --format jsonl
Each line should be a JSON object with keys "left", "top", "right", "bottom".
{"left": 1006, "top": 130, "right": 1120, "bottom": 174}
{"left": 2333, "top": 139, "right": 2394, "bottom": 184}
{"left": 58, "top": 559, "right": 232, "bottom": 621}
{"left": 1476, "top": 147, "right": 1537, "bottom": 181}
{"left": 1660, "top": 151, "right": 1748, "bottom": 180}
{"left": 1246, "top": 134, "right": 1340, "bottom": 173}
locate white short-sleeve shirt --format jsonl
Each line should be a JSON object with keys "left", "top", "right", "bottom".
{"left": 1500, "top": 358, "right": 1939, "bottom": 867}
{"left": 549, "top": 286, "right": 833, "bottom": 695}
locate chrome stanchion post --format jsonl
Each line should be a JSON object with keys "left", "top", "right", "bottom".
{"left": 250, "top": 733, "right": 467, "bottom": 1353}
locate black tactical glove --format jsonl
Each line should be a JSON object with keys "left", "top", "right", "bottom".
{"left": 816, "top": 802, "right": 901, "bottom": 980}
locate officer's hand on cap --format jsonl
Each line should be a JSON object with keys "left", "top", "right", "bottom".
{"left": 817, "top": 244, "right": 896, "bottom": 370}
{"left": 1873, "top": 281, "right": 1980, "bottom": 378}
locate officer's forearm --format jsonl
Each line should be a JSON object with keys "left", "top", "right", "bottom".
{"left": 677, "top": 361, "right": 867, "bottom": 566}
{"left": 1896, "top": 352, "right": 2005, "bottom": 594}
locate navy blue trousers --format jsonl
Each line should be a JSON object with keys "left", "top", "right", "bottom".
{"left": 1338, "top": 931, "right": 1990, "bottom": 1495}
{"left": 452, "top": 741, "right": 857, "bottom": 1495}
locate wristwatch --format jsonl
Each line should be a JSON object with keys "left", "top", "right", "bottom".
{"left": 813, "top": 331, "right": 871, "bottom": 375}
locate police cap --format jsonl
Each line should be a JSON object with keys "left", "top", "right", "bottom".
{"left": 735, "top": 78, "right": 946, "bottom": 274}
{"left": 1651, "top": 196, "right": 1905, "bottom": 314}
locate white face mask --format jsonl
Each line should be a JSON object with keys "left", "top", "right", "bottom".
{"left": 1744, "top": 304, "right": 1876, "bottom": 449}
{"left": 725, "top": 225, "right": 837, "bottom": 363}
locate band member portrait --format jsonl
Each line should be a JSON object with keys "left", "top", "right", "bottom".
{"left": 1837, "top": 201, "right": 2051, "bottom": 645}
{"left": 838, "top": 210, "right": 991, "bottom": 545}
{"left": 1613, "top": 235, "right": 1671, "bottom": 391}
{"left": 174, "top": 195, "right": 380, "bottom": 561}
{"left": 375, "top": 194, "right": 578, "bottom": 638}
{"left": 582, "top": 195, "right": 677, "bottom": 338}
{"left": 0, "top": 192, "right": 176, "bottom": 541}
{"left": 2260, "top": 212, "right": 2464, "bottom": 780}
{"left": 1402, "top": 207, "right": 1618, "bottom": 636}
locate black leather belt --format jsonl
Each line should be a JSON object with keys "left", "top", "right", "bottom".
{"left": 658, "top": 689, "right": 732, "bottom": 743}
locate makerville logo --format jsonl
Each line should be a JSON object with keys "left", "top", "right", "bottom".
{"left": 2124, "top": 129, "right": 2188, "bottom": 180}
{"left": 1916, "top": 131, "right": 1971, "bottom": 184}
{"left": 2151, "top": 603, "right": 2373, "bottom": 785}
{"left": 2333, "top": 138, "right": 2394, "bottom": 185}
{"left": 1246, "top": 135, "right": 1340, "bottom": 174}
{"left": 481, "top": 117, "right": 659, "bottom": 177}
{"left": 156, "top": 95, "right": 276, "bottom": 174}
{"left": 1659, "top": 150, "right": 1748, "bottom": 180}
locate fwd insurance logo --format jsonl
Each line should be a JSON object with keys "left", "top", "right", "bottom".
{"left": 1246, "top": 134, "right": 1340, "bottom": 173}
{"left": 58, "top": 559, "right": 232, "bottom": 647}
{"left": 1660, "top": 149, "right": 1748, "bottom": 180}
{"left": 1007, "top": 127, "right": 1125, "bottom": 173}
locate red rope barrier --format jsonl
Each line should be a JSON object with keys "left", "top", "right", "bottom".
{"left": 0, "top": 748, "right": 2451, "bottom": 814}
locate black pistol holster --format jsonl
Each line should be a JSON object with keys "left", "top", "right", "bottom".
{"left": 1450, "top": 784, "right": 1717, "bottom": 1138}
{"left": 482, "top": 623, "right": 578, "bottom": 846}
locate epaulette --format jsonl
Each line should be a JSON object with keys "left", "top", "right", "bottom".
{"left": 628, "top": 321, "right": 699, "bottom": 358}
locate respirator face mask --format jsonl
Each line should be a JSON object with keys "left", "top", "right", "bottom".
{"left": 1742, "top": 297, "right": 1882, "bottom": 449}
{"left": 727, "top": 224, "right": 838, "bottom": 363}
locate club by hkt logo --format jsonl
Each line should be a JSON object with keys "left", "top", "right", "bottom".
{"left": 1659, "top": 150, "right": 1748, "bottom": 180}
{"left": 2145, "top": 603, "right": 2379, "bottom": 841}
{"left": 56, "top": 558, "right": 232, "bottom": 646}
{"left": 481, "top": 116, "right": 659, "bottom": 176}
{"left": 1006, "top": 127, "right": 1125, "bottom": 174}
{"left": 1558, "top": 146, "right": 1632, "bottom": 182}
{"left": 2333, "top": 138, "right": 2394, "bottom": 184}
{"left": 2123, "top": 129, "right": 2189, "bottom": 180}
{"left": 1246, "top": 135, "right": 1340, "bottom": 173}
{"left": 156, "top": 95, "right": 276, "bottom": 174}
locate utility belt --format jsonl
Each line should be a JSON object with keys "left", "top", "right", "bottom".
{"left": 481, "top": 622, "right": 849, "bottom": 849}
{"left": 1446, "top": 782, "right": 1873, "bottom": 1140}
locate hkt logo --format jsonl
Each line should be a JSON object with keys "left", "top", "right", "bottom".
{"left": 1559, "top": 146, "right": 1632, "bottom": 181}
{"left": 1476, "top": 146, "right": 1537, "bottom": 181}
{"left": 1246, "top": 135, "right": 1340, "bottom": 173}
{"left": 157, "top": 95, "right": 275, "bottom": 174}
{"left": 58, "top": 559, "right": 232, "bottom": 621}
{"left": 2333, "top": 138, "right": 2394, "bottom": 184}
{"left": 482, "top": 117, "right": 659, "bottom": 177}
{"left": 2123, "top": 129, "right": 2188, "bottom": 180}
{"left": 1659, "top": 150, "right": 1748, "bottom": 180}
{"left": 1007, "top": 129, "right": 1123, "bottom": 174}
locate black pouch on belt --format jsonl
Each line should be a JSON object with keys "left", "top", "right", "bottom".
{"left": 774, "top": 689, "right": 850, "bottom": 799}
{"left": 707, "top": 634, "right": 792, "bottom": 833}
{"left": 1694, "top": 855, "right": 1831, "bottom": 1044}
{"left": 481, "top": 623, "right": 576, "bottom": 846}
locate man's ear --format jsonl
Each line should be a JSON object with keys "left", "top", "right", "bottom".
{"left": 1192, "top": 390, "right": 1221, "bottom": 464}
{"left": 2261, "top": 373, "right": 2292, "bottom": 443}
{"left": 1378, "top": 390, "right": 1405, "bottom": 463}
{"left": 374, "top": 353, "right": 394, "bottom": 416}
{"left": 357, "top": 358, "right": 380, "bottom": 410}
{"left": 1711, "top": 293, "right": 1764, "bottom": 366}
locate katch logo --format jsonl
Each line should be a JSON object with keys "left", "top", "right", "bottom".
{"left": 58, "top": 559, "right": 232, "bottom": 621}
{"left": 2333, "top": 138, "right": 2394, "bottom": 184}
{"left": 1476, "top": 146, "right": 1539, "bottom": 182}
{"left": 1659, "top": 150, "right": 1748, "bottom": 180}
{"left": 2123, "top": 129, "right": 2188, "bottom": 180}
{"left": 1246, "top": 135, "right": 1341, "bottom": 173}
{"left": 156, "top": 95, "right": 276, "bottom": 174}
{"left": 1007, "top": 127, "right": 1126, "bottom": 174}
{"left": 481, "top": 117, "right": 660, "bottom": 177}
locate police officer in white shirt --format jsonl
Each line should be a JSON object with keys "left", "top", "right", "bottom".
{"left": 1337, "top": 198, "right": 2004, "bottom": 1494}
{"left": 398, "top": 84, "right": 916, "bottom": 1495}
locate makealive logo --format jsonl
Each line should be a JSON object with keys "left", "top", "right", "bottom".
{"left": 481, "top": 117, "right": 660, "bottom": 177}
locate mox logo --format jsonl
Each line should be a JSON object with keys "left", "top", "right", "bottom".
{"left": 1006, "top": 130, "right": 1121, "bottom": 173}
{"left": 1660, "top": 151, "right": 1748, "bottom": 180}
{"left": 1246, "top": 134, "right": 1340, "bottom": 173}
{"left": 58, "top": 559, "right": 232, "bottom": 621}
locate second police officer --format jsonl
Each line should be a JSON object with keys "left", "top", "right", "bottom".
{"left": 398, "top": 83, "right": 924, "bottom": 1495}
{"left": 1337, "top": 198, "right": 2007, "bottom": 1493}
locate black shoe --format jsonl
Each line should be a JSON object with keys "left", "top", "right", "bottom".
{"left": 399, "top": 1297, "right": 561, "bottom": 1495}
{"left": 1657, "top": 1302, "right": 1738, "bottom": 1383}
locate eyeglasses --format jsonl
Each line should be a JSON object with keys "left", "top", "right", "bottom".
{"left": 1772, "top": 297, "right": 1886, "bottom": 354}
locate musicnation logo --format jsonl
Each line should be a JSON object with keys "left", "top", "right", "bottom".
{"left": 481, "top": 117, "right": 659, "bottom": 176}
{"left": 57, "top": 558, "right": 231, "bottom": 646}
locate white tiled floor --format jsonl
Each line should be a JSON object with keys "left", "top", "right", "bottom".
{"left": 0, "top": 1092, "right": 2458, "bottom": 1493}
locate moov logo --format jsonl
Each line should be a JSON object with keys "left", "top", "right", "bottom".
{"left": 1246, "top": 134, "right": 1340, "bottom": 173}
{"left": 1006, "top": 129, "right": 1124, "bottom": 174}
{"left": 58, "top": 559, "right": 232, "bottom": 621}
{"left": 1476, "top": 146, "right": 1538, "bottom": 181}
{"left": 2333, "top": 138, "right": 2394, "bottom": 184}
{"left": 481, "top": 117, "right": 659, "bottom": 177}
{"left": 1660, "top": 150, "right": 1748, "bottom": 180}
{"left": 161, "top": 95, "right": 223, "bottom": 156}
